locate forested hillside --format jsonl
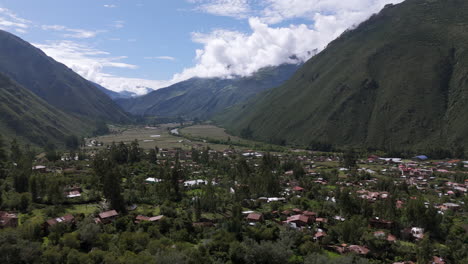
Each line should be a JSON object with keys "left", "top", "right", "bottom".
{"left": 217, "top": 0, "right": 468, "bottom": 152}
{"left": 118, "top": 64, "right": 300, "bottom": 119}
{"left": 0, "top": 73, "right": 90, "bottom": 146}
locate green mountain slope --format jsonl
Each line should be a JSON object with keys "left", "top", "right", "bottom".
{"left": 0, "top": 30, "right": 130, "bottom": 123}
{"left": 117, "top": 64, "right": 300, "bottom": 119}
{"left": 217, "top": 0, "right": 468, "bottom": 150}
{"left": 0, "top": 73, "right": 91, "bottom": 146}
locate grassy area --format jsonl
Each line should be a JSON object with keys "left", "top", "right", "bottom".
{"left": 87, "top": 124, "right": 286, "bottom": 152}
{"left": 65, "top": 204, "right": 99, "bottom": 216}
{"left": 88, "top": 124, "right": 234, "bottom": 150}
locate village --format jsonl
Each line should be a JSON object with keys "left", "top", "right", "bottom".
{"left": 1, "top": 131, "right": 467, "bottom": 264}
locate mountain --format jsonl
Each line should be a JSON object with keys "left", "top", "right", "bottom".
{"left": 93, "top": 82, "right": 140, "bottom": 100}
{"left": 117, "top": 63, "right": 300, "bottom": 119}
{"left": 0, "top": 73, "right": 91, "bottom": 146}
{"left": 216, "top": 0, "right": 468, "bottom": 150}
{"left": 0, "top": 30, "right": 130, "bottom": 123}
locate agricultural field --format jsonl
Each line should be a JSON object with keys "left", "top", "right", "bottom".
{"left": 86, "top": 124, "right": 233, "bottom": 151}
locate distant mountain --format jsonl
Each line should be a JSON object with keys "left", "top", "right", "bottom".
{"left": 217, "top": 0, "right": 468, "bottom": 150}
{"left": 93, "top": 82, "right": 141, "bottom": 100}
{"left": 0, "top": 73, "right": 91, "bottom": 146}
{"left": 0, "top": 30, "right": 130, "bottom": 123}
{"left": 117, "top": 63, "right": 300, "bottom": 119}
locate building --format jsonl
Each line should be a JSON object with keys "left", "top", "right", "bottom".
{"left": 285, "top": 214, "right": 311, "bottom": 227}
{"left": 97, "top": 210, "right": 119, "bottom": 224}
{"left": 0, "top": 211, "right": 18, "bottom": 229}
{"left": 135, "top": 215, "right": 165, "bottom": 223}
{"left": 246, "top": 213, "right": 263, "bottom": 223}
{"left": 45, "top": 214, "right": 75, "bottom": 229}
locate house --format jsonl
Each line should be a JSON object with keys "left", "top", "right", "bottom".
{"left": 184, "top": 179, "right": 208, "bottom": 187}
{"left": 135, "top": 215, "right": 165, "bottom": 223}
{"left": 407, "top": 227, "right": 424, "bottom": 240}
{"left": 347, "top": 245, "right": 370, "bottom": 255}
{"left": 374, "top": 231, "right": 397, "bottom": 242}
{"left": 32, "top": 165, "right": 47, "bottom": 173}
{"left": 413, "top": 155, "right": 429, "bottom": 161}
{"left": 45, "top": 214, "right": 74, "bottom": 228}
{"left": 66, "top": 190, "right": 81, "bottom": 198}
{"left": 97, "top": 210, "right": 119, "bottom": 224}
{"left": 314, "top": 231, "right": 327, "bottom": 240}
{"left": 246, "top": 213, "right": 263, "bottom": 223}
{"left": 292, "top": 186, "right": 304, "bottom": 192}
{"left": 0, "top": 211, "right": 18, "bottom": 229}
{"left": 285, "top": 214, "right": 311, "bottom": 227}
{"left": 145, "top": 177, "right": 162, "bottom": 183}
{"left": 431, "top": 256, "right": 445, "bottom": 264}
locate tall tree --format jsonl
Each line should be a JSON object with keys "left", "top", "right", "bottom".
{"left": 148, "top": 148, "right": 157, "bottom": 163}
{"left": 93, "top": 153, "right": 126, "bottom": 213}
{"left": 128, "top": 140, "right": 141, "bottom": 163}
{"left": 13, "top": 156, "right": 32, "bottom": 193}
{"left": 342, "top": 148, "right": 357, "bottom": 169}
{"left": 0, "top": 135, "right": 7, "bottom": 179}
{"left": 10, "top": 139, "right": 22, "bottom": 163}
{"left": 170, "top": 154, "right": 182, "bottom": 201}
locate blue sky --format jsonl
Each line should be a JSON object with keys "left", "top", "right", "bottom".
{"left": 0, "top": 0, "right": 403, "bottom": 95}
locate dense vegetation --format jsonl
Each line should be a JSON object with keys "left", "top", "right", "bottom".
{"left": 0, "top": 73, "right": 91, "bottom": 147}
{"left": 117, "top": 64, "right": 300, "bottom": 120}
{"left": 217, "top": 0, "right": 468, "bottom": 151}
{"left": 0, "top": 129, "right": 466, "bottom": 263}
{"left": 0, "top": 30, "right": 130, "bottom": 123}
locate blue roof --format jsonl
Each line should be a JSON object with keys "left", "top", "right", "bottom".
{"left": 414, "top": 155, "right": 428, "bottom": 160}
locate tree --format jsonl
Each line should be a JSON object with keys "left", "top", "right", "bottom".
{"left": 29, "top": 175, "right": 39, "bottom": 202}
{"left": 10, "top": 139, "right": 22, "bottom": 163}
{"left": 45, "top": 143, "right": 60, "bottom": 162}
{"left": 13, "top": 156, "right": 32, "bottom": 193}
{"left": 148, "top": 148, "right": 157, "bottom": 163}
{"left": 93, "top": 153, "right": 126, "bottom": 213}
{"left": 93, "top": 120, "right": 110, "bottom": 136}
{"left": 416, "top": 235, "right": 433, "bottom": 264}
{"left": 65, "top": 135, "right": 80, "bottom": 150}
{"left": 342, "top": 148, "right": 357, "bottom": 169}
{"left": 128, "top": 140, "right": 142, "bottom": 163}
{"left": 0, "top": 135, "right": 7, "bottom": 179}
{"left": 170, "top": 155, "right": 182, "bottom": 201}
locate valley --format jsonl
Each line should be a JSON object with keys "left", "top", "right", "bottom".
{"left": 0, "top": 0, "right": 467, "bottom": 263}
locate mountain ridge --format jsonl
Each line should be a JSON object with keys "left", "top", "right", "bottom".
{"left": 117, "top": 63, "right": 301, "bottom": 120}
{"left": 0, "top": 29, "right": 130, "bottom": 123}
{"left": 216, "top": 0, "right": 468, "bottom": 151}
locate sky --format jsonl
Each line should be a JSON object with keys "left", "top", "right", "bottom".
{"left": 0, "top": 0, "right": 404, "bottom": 95}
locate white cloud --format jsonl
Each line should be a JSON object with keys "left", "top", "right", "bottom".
{"left": 32, "top": 41, "right": 172, "bottom": 95}
{"left": 104, "top": 4, "right": 117, "bottom": 8}
{"left": 260, "top": 0, "right": 404, "bottom": 24}
{"left": 0, "top": 7, "right": 31, "bottom": 32}
{"left": 144, "top": 56, "right": 176, "bottom": 61}
{"left": 177, "top": 0, "right": 403, "bottom": 80}
{"left": 41, "top": 24, "right": 103, "bottom": 39}
{"left": 189, "top": 0, "right": 251, "bottom": 19}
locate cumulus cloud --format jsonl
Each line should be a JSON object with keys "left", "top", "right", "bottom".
{"left": 260, "top": 0, "right": 404, "bottom": 24}
{"left": 41, "top": 24, "right": 103, "bottom": 39}
{"left": 178, "top": 0, "right": 403, "bottom": 80}
{"left": 0, "top": 7, "right": 31, "bottom": 33}
{"left": 33, "top": 41, "right": 172, "bottom": 95}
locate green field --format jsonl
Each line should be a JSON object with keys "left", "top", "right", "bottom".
{"left": 87, "top": 124, "right": 247, "bottom": 151}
